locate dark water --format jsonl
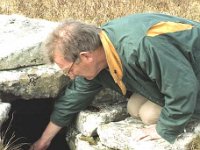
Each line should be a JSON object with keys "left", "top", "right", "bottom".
{"left": 1, "top": 99, "right": 70, "bottom": 150}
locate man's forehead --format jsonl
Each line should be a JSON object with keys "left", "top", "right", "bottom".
{"left": 53, "top": 50, "right": 69, "bottom": 67}
{"left": 53, "top": 49, "right": 64, "bottom": 59}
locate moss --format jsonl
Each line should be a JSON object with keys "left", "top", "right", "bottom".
{"left": 79, "top": 135, "right": 100, "bottom": 145}
{"left": 185, "top": 135, "right": 200, "bottom": 150}
{"left": 86, "top": 105, "right": 101, "bottom": 112}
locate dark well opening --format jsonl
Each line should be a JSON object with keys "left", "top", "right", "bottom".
{"left": 1, "top": 98, "right": 70, "bottom": 150}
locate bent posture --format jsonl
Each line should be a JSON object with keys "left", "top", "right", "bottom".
{"left": 30, "top": 13, "right": 200, "bottom": 150}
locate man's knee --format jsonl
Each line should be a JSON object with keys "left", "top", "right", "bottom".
{"left": 139, "top": 101, "right": 162, "bottom": 125}
{"left": 127, "top": 93, "right": 148, "bottom": 118}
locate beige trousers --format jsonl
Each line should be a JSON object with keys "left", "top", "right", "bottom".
{"left": 127, "top": 93, "right": 162, "bottom": 125}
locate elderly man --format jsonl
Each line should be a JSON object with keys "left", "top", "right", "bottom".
{"left": 30, "top": 13, "right": 200, "bottom": 150}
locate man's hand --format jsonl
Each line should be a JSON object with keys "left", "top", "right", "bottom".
{"left": 29, "top": 121, "right": 62, "bottom": 150}
{"left": 29, "top": 138, "right": 51, "bottom": 150}
{"left": 132, "top": 124, "right": 161, "bottom": 141}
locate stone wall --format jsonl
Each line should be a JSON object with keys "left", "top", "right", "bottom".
{"left": 67, "top": 107, "right": 200, "bottom": 150}
{"left": 0, "top": 14, "right": 199, "bottom": 150}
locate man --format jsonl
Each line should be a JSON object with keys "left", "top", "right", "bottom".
{"left": 30, "top": 13, "right": 200, "bottom": 150}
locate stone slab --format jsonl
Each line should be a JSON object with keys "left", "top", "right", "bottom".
{"left": 75, "top": 102, "right": 129, "bottom": 136}
{"left": 0, "top": 64, "right": 69, "bottom": 100}
{"left": 0, "top": 14, "right": 58, "bottom": 70}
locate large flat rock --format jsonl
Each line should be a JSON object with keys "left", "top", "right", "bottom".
{"left": 0, "top": 102, "right": 11, "bottom": 127}
{"left": 97, "top": 117, "right": 200, "bottom": 150}
{"left": 0, "top": 64, "right": 69, "bottom": 101}
{"left": 0, "top": 14, "right": 58, "bottom": 70}
{"left": 75, "top": 102, "right": 128, "bottom": 136}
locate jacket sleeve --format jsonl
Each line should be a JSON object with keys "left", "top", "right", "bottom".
{"left": 137, "top": 35, "right": 199, "bottom": 143}
{"left": 50, "top": 76, "right": 103, "bottom": 127}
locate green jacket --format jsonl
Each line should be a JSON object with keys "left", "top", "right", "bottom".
{"left": 51, "top": 13, "right": 200, "bottom": 143}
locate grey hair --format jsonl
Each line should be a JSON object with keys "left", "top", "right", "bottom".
{"left": 42, "top": 20, "right": 102, "bottom": 63}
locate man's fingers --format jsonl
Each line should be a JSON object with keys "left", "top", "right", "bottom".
{"left": 132, "top": 125, "right": 161, "bottom": 142}
{"left": 29, "top": 145, "right": 34, "bottom": 150}
{"left": 132, "top": 129, "right": 147, "bottom": 141}
{"left": 139, "top": 135, "right": 153, "bottom": 141}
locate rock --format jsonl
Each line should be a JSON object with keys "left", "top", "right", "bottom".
{"left": 97, "top": 117, "right": 200, "bottom": 150}
{"left": 0, "top": 14, "right": 70, "bottom": 101}
{"left": 66, "top": 125, "right": 80, "bottom": 150}
{"left": 97, "top": 117, "right": 146, "bottom": 150}
{"left": 0, "top": 14, "right": 58, "bottom": 70}
{"left": 194, "top": 123, "right": 200, "bottom": 133}
{"left": 0, "top": 102, "right": 11, "bottom": 127}
{"left": 67, "top": 101, "right": 128, "bottom": 150}
{"left": 0, "top": 64, "right": 69, "bottom": 101}
{"left": 66, "top": 126, "right": 112, "bottom": 150}
{"left": 75, "top": 101, "right": 129, "bottom": 136}
{"left": 92, "top": 88, "right": 126, "bottom": 105}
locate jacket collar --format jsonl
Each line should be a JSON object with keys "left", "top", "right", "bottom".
{"left": 99, "top": 30, "right": 126, "bottom": 95}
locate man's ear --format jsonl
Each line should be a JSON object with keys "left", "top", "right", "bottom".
{"left": 79, "top": 51, "right": 93, "bottom": 62}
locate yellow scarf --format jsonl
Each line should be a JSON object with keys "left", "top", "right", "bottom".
{"left": 99, "top": 30, "right": 127, "bottom": 95}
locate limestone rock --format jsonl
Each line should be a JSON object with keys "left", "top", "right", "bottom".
{"left": 66, "top": 125, "right": 80, "bottom": 150}
{"left": 66, "top": 126, "right": 112, "bottom": 150}
{"left": 0, "top": 14, "right": 68, "bottom": 101}
{"left": 0, "top": 14, "right": 58, "bottom": 70}
{"left": 0, "top": 64, "right": 69, "bottom": 101}
{"left": 92, "top": 88, "right": 126, "bottom": 105}
{"left": 0, "top": 102, "right": 11, "bottom": 127}
{"left": 97, "top": 117, "right": 200, "bottom": 150}
{"left": 75, "top": 102, "right": 129, "bottom": 136}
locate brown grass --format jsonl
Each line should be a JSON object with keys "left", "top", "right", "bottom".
{"left": 0, "top": 0, "right": 200, "bottom": 149}
{"left": 0, "top": 114, "right": 28, "bottom": 150}
{"left": 185, "top": 135, "right": 200, "bottom": 150}
{"left": 0, "top": 0, "right": 200, "bottom": 25}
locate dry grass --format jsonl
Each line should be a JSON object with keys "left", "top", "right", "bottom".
{"left": 0, "top": 114, "right": 27, "bottom": 150}
{"left": 0, "top": 134, "right": 26, "bottom": 150}
{"left": 0, "top": 0, "right": 200, "bottom": 149}
{"left": 0, "top": 0, "right": 200, "bottom": 25}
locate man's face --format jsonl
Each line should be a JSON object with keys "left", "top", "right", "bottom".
{"left": 53, "top": 49, "right": 101, "bottom": 80}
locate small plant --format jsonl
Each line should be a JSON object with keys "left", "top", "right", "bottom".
{"left": 0, "top": 114, "right": 28, "bottom": 150}
{"left": 79, "top": 135, "right": 100, "bottom": 145}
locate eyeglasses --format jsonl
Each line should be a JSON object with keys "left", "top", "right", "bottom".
{"left": 63, "top": 60, "right": 76, "bottom": 76}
